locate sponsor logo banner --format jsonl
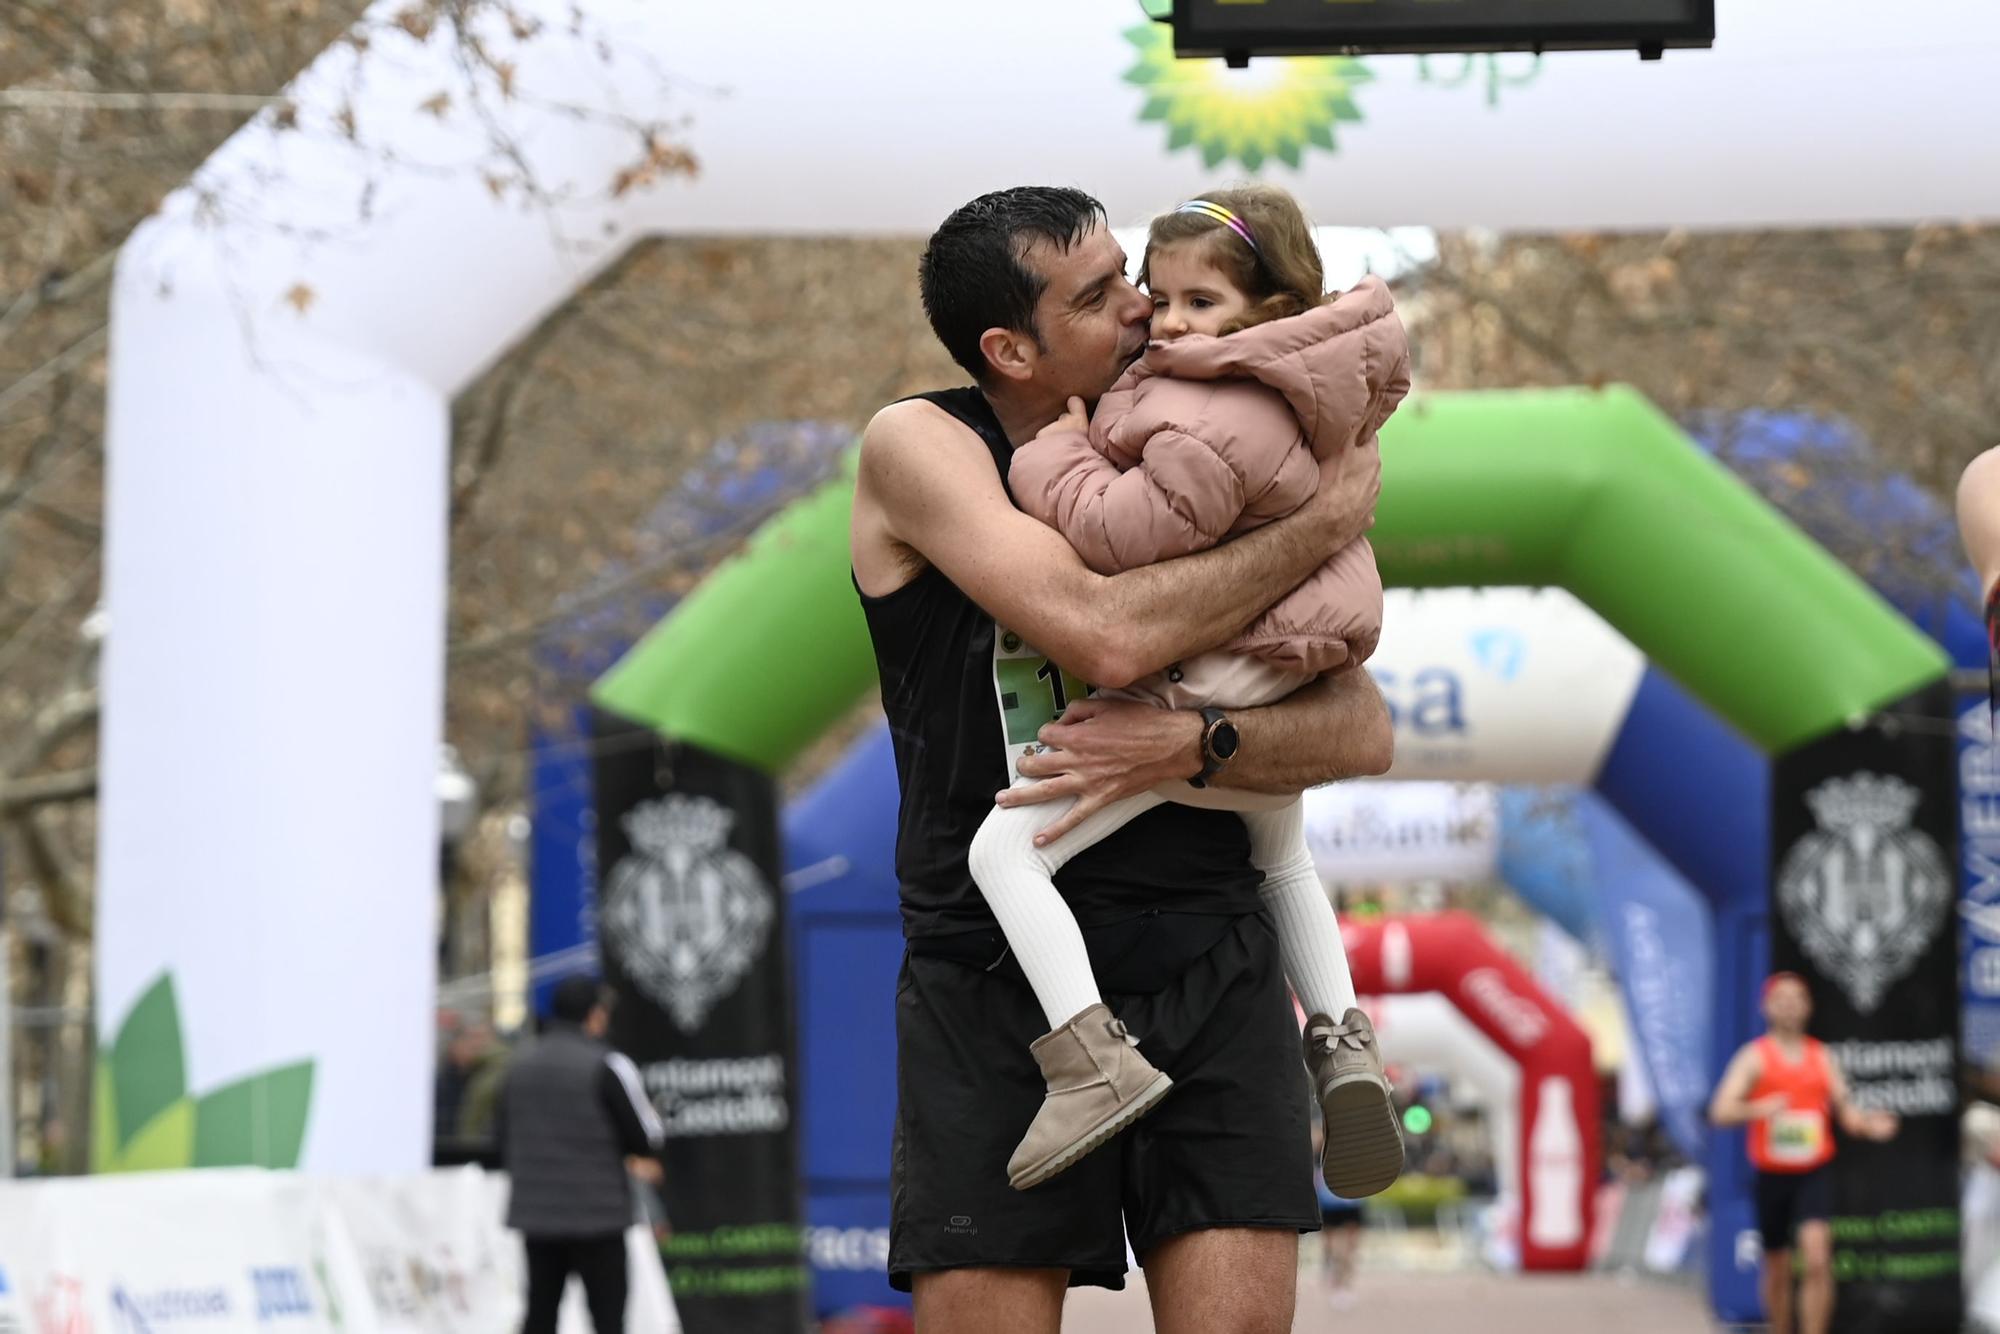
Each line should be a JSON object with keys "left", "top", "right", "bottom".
{"left": 1370, "top": 589, "right": 1645, "bottom": 784}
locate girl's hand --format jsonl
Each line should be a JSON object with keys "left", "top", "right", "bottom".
{"left": 1032, "top": 396, "right": 1089, "bottom": 445}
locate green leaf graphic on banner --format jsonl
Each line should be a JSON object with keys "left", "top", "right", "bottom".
{"left": 93, "top": 971, "right": 318, "bottom": 1172}
{"left": 110, "top": 974, "right": 185, "bottom": 1147}
{"left": 313, "top": 1259, "right": 344, "bottom": 1329}
{"left": 91, "top": 1056, "right": 119, "bottom": 1171}
{"left": 194, "top": 1062, "right": 315, "bottom": 1168}
{"left": 1121, "top": 22, "right": 1372, "bottom": 172}
{"left": 111, "top": 1098, "right": 196, "bottom": 1172}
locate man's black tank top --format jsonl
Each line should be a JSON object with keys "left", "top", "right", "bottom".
{"left": 858, "top": 387, "right": 1261, "bottom": 939}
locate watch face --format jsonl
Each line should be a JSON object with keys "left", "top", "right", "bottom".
{"left": 1211, "top": 721, "right": 1240, "bottom": 761}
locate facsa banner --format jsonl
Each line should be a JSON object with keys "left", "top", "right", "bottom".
{"left": 1371, "top": 588, "right": 1645, "bottom": 784}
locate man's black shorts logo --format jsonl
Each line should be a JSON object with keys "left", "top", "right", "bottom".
{"left": 946, "top": 1215, "right": 977, "bottom": 1235}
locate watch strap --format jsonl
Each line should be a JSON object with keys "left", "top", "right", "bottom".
{"left": 1191, "top": 706, "right": 1230, "bottom": 788}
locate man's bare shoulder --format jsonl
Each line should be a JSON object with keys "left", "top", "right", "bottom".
{"left": 860, "top": 397, "right": 979, "bottom": 474}
{"left": 853, "top": 396, "right": 1000, "bottom": 596}
{"left": 859, "top": 394, "right": 1022, "bottom": 527}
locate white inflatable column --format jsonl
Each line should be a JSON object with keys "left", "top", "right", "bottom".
{"left": 99, "top": 0, "right": 679, "bottom": 1171}
{"left": 100, "top": 297, "right": 447, "bottom": 1170}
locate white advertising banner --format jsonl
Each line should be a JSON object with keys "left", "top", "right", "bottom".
{"left": 1369, "top": 588, "right": 1646, "bottom": 784}
{"left": 0, "top": 1170, "right": 372, "bottom": 1333}
{"left": 1303, "top": 781, "right": 1498, "bottom": 885}
{"left": 317, "top": 1173, "right": 521, "bottom": 1332}
{"left": 0, "top": 1170, "right": 676, "bottom": 1334}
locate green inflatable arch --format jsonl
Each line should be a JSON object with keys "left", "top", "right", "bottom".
{"left": 593, "top": 385, "right": 1947, "bottom": 761}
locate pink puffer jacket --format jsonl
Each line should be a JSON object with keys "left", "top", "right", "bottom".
{"left": 1009, "top": 275, "right": 1410, "bottom": 675}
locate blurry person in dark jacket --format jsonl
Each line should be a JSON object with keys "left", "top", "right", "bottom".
{"left": 497, "top": 976, "right": 664, "bottom": 1333}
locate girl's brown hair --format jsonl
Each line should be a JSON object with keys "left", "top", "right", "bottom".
{"left": 1138, "top": 184, "right": 1325, "bottom": 335}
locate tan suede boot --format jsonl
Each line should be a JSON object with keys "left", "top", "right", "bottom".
{"left": 1305, "top": 1008, "right": 1404, "bottom": 1199}
{"left": 1006, "top": 1003, "right": 1173, "bottom": 1191}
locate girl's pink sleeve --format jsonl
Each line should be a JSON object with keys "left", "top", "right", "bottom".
{"left": 1008, "top": 425, "right": 1246, "bottom": 575}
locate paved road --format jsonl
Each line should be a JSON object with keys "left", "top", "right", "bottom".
{"left": 1061, "top": 1269, "right": 1719, "bottom": 1333}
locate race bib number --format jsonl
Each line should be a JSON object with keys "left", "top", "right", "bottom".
{"left": 992, "top": 625, "right": 1091, "bottom": 771}
{"left": 1767, "top": 1109, "right": 1828, "bottom": 1165}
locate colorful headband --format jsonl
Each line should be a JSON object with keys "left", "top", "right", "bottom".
{"left": 1174, "top": 199, "right": 1260, "bottom": 255}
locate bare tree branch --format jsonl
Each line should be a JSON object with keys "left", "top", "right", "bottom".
{"left": 0, "top": 324, "right": 107, "bottom": 426}
{"left": 9, "top": 810, "right": 92, "bottom": 939}
{"left": 6, "top": 686, "right": 99, "bottom": 773}
{"left": 449, "top": 301, "right": 574, "bottom": 531}
{"left": 0, "top": 768, "right": 97, "bottom": 817}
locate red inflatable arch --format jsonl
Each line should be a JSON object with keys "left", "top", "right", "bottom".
{"left": 1343, "top": 912, "right": 1600, "bottom": 1272}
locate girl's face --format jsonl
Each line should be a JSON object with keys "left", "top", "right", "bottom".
{"left": 1146, "top": 242, "right": 1252, "bottom": 341}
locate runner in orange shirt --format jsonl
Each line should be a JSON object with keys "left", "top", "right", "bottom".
{"left": 1709, "top": 972, "right": 1898, "bottom": 1334}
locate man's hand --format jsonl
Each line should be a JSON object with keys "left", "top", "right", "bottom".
{"left": 995, "top": 697, "right": 1202, "bottom": 845}
{"left": 1851, "top": 1109, "right": 1899, "bottom": 1143}
{"left": 1748, "top": 1093, "right": 1792, "bottom": 1121}
{"left": 1308, "top": 444, "right": 1381, "bottom": 549}
{"left": 627, "top": 1155, "right": 664, "bottom": 1186}
{"left": 1032, "top": 396, "right": 1089, "bottom": 446}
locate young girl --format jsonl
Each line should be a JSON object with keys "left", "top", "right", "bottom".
{"left": 971, "top": 185, "right": 1410, "bottom": 1194}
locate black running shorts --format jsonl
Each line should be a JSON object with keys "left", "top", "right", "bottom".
{"left": 888, "top": 910, "right": 1319, "bottom": 1292}
{"left": 1754, "top": 1166, "right": 1834, "bottom": 1251}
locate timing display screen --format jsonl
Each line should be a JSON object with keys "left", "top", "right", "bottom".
{"left": 1174, "top": 0, "right": 1713, "bottom": 58}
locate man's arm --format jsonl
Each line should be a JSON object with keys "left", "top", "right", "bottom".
{"left": 1002, "top": 668, "right": 1393, "bottom": 843}
{"left": 1213, "top": 668, "right": 1396, "bottom": 794}
{"left": 1827, "top": 1059, "right": 1898, "bottom": 1141}
{"left": 854, "top": 399, "right": 1377, "bottom": 688}
{"left": 600, "top": 1051, "right": 666, "bottom": 1158}
{"left": 1957, "top": 445, "right": 2000, "bottom": 601}
{"left": 1708, "top": 1046, "right": 1777, "bottom": 1128}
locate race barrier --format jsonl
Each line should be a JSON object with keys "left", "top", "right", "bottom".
{"left": 0, "top": 1169, "right": 675, "bottom": 1333}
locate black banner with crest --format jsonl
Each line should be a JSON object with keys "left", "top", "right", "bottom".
{"left": 593, "top": 711, "right": 809, "bottom": 1333}
{"left": 1769, "top": 680, "right": 1960, "bottom": 1333}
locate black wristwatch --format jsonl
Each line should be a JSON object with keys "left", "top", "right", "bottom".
{"left": 1189, "top": 707, "right": 1240, "bottom": 788}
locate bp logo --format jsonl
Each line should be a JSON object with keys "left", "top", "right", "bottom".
{"left": 1777, "top": 772, "right": 1951, "bottom": 1015}
{"left": 93, "top": 974, "right": 314, "bottom": 1174}
{"left": 1122, "top": 17, "right": 1372, "bottom": 170}
{"left": 602, "top": 795, "right": 774, "bottom": 1033}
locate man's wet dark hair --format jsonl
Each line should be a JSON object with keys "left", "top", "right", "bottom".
{"left": 919, "top": 186, "right": 1107, "bottom": 382}
{"left": 550, "top": 975, "right": 604, "bottom": 1025}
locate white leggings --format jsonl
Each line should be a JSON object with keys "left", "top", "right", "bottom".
{"left": 967, "top": 780, "right": 1358, "bottom": 1031}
